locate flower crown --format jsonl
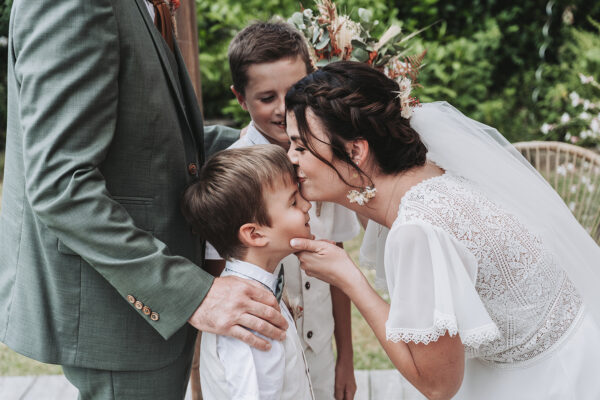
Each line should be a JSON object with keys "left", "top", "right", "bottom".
{"left": 288, "top": 0, "right": 428, "bottom": 118}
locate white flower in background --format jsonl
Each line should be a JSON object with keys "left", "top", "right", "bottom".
{"left": 567, "top": 162, "right": 575, "bottom": 172}
{"left": 583, "top": 100, "right": 591, "bottom": 110}
{"left": 579, "top": 112, "right": 591, "bottom": 120}
{"left": 565, "top": 132, "right": 572, "bottom": 141}
{"left": 557, "top": 165, "right": 567, "bottom": 176}
{"left": 570, "top": 91, "right": 581, "bottom": 107}
{"left": 579, "top": 73, "right": 594, "bottom": 84}
{"left": 591, "top": 118, "right": 600, "bottom": 133}
{"left": 541, "top": 123, "right": 553, "bottom": 134}
{"left": 581, "top": 176, "right": 590, "bottom": 185}
{"left": 0, "top": 36, "right": 7, "bottom": 47}
{"left": 581, "top": 130, "right": 590, "bottom": 139}
{"left": 561, "top": 113, "right": 571, "bottom": 123}
{"left": 587, "top": 184, "right": 596, "bottom": 193}
{"left": 569, "top": 201, "right": 576, "bottom": 212}
{"left": 570, "top": 185, "right": 577, "bottom": 194}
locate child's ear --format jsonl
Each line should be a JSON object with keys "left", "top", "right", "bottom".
{"left": 238, "top": 223, "right": 269, "bottom": 247}
{"left": 231, "top": 85, "right": 248, "bottom": 111}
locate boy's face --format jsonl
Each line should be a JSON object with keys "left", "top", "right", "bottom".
{"left": 262, "top": 176, "right": 313, "bottom": 252}
{"left": 233, "top": 56, "right": 308, "bottom": 149}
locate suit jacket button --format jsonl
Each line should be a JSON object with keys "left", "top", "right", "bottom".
{"left": 127, "top": 295, "right": 136, "bottom": 304}
{"left": 142, "top": 306, "right": 151, "bottom": 315}
{"left": 304, "top": 282, "right": 311, "bottom": 290}
{"left": 307, "top": 331, "right": 313, "bottom": 339}
{"left": 150, "top": 312, "right": 160, "bottom": 321}
{"left": 188, "top": 162, "right": 198, "bottom": 176}
{"left": 134, "top": 301, "right": 143, "bottom": 310}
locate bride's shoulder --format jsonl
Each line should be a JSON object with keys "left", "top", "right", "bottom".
{"left": 398, "top": 173, "right": 473, "bottom": 216}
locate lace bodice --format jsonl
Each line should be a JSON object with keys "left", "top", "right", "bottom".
{"left": 396, "top": 173, "right": 583, "bottom": 366}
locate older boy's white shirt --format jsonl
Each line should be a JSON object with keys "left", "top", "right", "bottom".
{"left": 201, "top": 259, "right": 313, "bottom": 400}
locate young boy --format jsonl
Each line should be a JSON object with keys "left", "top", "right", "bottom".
{"left": 208, "top": 21, "right": 361, "bottom": 399}
{"left": 182, "top": 145, "right": 315, "bottom": 399}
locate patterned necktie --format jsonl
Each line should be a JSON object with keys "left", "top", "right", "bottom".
{"left": 275, "top": 265, "right": 285, "bottom": 303}
{"left": 150, "top": 0, "right": 174, "bottom": 52}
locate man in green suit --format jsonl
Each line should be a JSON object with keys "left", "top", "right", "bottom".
{"left": 0, "top": 1, "right": 288, "bottom": 398}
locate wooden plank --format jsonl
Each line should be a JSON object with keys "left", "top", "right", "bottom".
{"left": 0, "top": 376, "right": 36, "bottom": 399}
{"left": 22, "top": 375, "right": 78, "bottom": 399}
{"left": 0, "top": 370, "right": 425, "bottom": 399}
{"left": 370, "top": 369, "right": 404, "bottom": 399}
{"left": 354, "top": 370, "right": 370, "bottom": 400}
{"left": 369, "top": 369, "right": 427, "bottom": 400}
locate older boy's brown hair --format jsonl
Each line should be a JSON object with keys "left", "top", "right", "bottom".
{"left": 228, "top": 20, "right": 314, "bottom": 95}
{"left": 181, "top": 144, "right": 296, "bottom": 260}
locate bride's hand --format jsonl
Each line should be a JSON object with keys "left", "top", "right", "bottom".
{"left": 290, "top": 238, "right": 359, "bottom": 291}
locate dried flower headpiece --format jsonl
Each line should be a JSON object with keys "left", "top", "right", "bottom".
{"left": 288, "top": 0, "right": 430, "bottom": 118}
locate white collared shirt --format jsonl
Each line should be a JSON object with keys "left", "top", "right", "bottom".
{"left": 200, "top": 259, "right": 314, "bottom": 400}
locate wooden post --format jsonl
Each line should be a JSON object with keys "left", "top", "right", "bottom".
{"left": 176, "top": 0, "right": 203, "bottom": 114}
{"left": 175, "top": 5, "right": 204, "bottom": 400}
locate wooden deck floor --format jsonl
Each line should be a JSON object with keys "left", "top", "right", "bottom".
{"left": 0, "top": 370, "right": 426, "bottom": 399}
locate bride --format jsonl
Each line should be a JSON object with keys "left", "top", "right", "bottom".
{"left": 284, "top": 61, "right": 600, "bottom": 399}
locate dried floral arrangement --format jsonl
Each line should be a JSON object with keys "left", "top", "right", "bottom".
{"left": 288, "top": 0, "right": 432, "bottom": 117}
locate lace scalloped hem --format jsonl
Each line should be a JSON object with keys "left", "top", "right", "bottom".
{"left": 461, "top": 322, "right": 501, "bottom": 350}
{"left": 386, "top": 321, "right": 502, "bottom": 350}
{"left": 386, "top": 314, "right": 459, "bottom": 345}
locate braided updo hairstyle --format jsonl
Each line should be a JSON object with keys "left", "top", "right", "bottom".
{"left": 285, "top": 61, "right": 427, "bottom": 188}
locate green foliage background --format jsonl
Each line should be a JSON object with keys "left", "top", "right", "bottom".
{"left": 196, "top": 0, "right": 600, "bottom": 145}
{"left": 1, "top": 0, "right": 600, "bottom": 172}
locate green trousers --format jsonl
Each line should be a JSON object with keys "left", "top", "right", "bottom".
{"left": 63, "top": 332, "right": 196, "bottom": 400}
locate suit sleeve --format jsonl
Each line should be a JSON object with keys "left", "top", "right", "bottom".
{"left": 12, "top": 0, "right": 212, "bottom": 339}
{"left": 203, "top": 125, "right": 240, "bottom": 158}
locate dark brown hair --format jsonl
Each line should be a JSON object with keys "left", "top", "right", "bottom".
{"left": 181, "top": 145, "right": 296, "bottom": 260}
{"left": 228, "top": 21, "right": 314, "bottom": 95}
{"left": 285, "top": 61, "right": 427, "bottom": 187}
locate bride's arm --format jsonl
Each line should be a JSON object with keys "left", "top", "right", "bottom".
{"left": 291, "top": 239, "right": 464, "bottom": 400}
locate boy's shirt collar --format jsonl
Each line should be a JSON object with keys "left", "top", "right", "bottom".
{"left": 223, "top": 259, "right": 278, "bottom": 293}
{"left": 245, "top": 121, "right": 270, "bottom": 146}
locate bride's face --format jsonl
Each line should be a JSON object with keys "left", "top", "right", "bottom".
{"left": 286, "top": 110, "right": 349, "bottom": 202}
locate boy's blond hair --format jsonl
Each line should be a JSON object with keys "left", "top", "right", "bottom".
{"left": 228, "top": 20, "right": 314, "bottom": 95}
{"left": 181, "top": 145, "right": 296, "bottom": 260}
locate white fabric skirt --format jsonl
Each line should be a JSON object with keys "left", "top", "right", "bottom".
{"left": 456, "top": 311, "right": 600, "bottom": 399}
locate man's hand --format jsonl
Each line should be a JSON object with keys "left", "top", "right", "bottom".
{"left": 188, "top": 276, "right": 288, "bottom": 350}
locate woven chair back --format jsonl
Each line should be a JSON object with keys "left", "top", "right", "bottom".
{"left": 513, "top": 141, "right": 600, "bottom": 244}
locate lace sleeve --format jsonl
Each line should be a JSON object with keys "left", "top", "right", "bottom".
{"left": 385, "top": 221, "right": 501, "bottom": 349}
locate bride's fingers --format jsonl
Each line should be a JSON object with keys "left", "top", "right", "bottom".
{"left": 228, "top": 324, "right": 271, "bottom": 351}
{"left": 290, "top": 238, "right": 333, "bottom": 252}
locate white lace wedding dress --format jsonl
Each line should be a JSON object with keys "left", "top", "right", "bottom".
{"left": 362, "top": 172, "right": 600, "bottom": 399}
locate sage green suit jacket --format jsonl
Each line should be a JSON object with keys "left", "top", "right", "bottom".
{"left": 0, "top": 0, "right": 237, "bottom": 371}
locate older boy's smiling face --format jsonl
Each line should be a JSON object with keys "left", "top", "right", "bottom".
{"left": 234, "top": 56, "right": 308, "bottom": 148}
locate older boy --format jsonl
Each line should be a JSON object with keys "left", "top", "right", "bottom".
{"left": 183, "top": 145, "right": 315, "bottom": 399}
{"left": 217, "top": 21, "right": 360, "bottom": 399}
